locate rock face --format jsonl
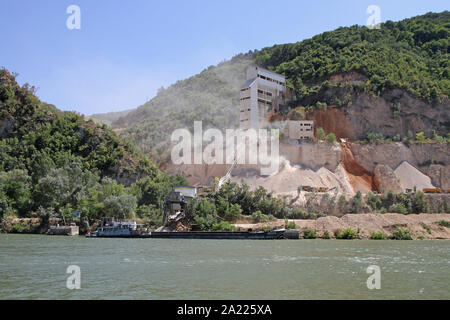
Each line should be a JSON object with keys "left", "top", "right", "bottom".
{"left": 280, "top": 141, "right": 342, "bottom": 171}
{"left": 311, "top": 87, "right": 450, "bottom": 141}
{"left": 373, "top": 164, "right": 403, "bottom": 193}
{"left": 427, "top": 165, "right": 450, "bottom": 190}
{"left": 351, "top": 142, "right": 450, "bottom": 189}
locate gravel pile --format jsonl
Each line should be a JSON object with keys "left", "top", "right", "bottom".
{"left": 394, "top": 161, "right": 434, "bottom": 191}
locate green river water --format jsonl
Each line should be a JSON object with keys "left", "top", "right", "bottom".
{"left": 0, "top": 234, "right": 449, "bottom": 299}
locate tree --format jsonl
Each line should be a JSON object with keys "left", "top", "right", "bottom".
{"left": 316, "top": 127, "right": 326, "bottom": 140}
{"left": 351, "top": 191, "right": 363, "bottom": 213}
{"left": 103, "top": 194, "right": 137, "bottom": 219}
{"left": 415, "top": 131, "right": 427, "bottom": 142}
{"left": 0, "top": 169, "right": 32, "bottom": 217}
{"left": 365, "top": 191, "right": 381, "bottom": 211}
{"left": 325, "top": 132, "right": 337, "bottom": 143}
{"left": 35, "top": 159, "right": 99, "bottom": 216}
{"left": 412, "top": 191, "right": 429, "bottom": 213}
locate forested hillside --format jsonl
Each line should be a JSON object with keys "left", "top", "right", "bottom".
{"left": 89, "top": 108, "right": 133, "bottom": 126}
{"left": 109, "top": 11, "right": 449, "bottom": 165}
{"left": 256, "top": 11, "right": 449, "bottom": 105}
{"left": 0, "top": 69, "right": 187, "bottom": 224}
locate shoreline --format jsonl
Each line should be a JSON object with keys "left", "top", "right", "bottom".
{"left": 234, "top": 213, "right": 450, "bottom": 240}
{"left": 2, "top": 213, "right": 450, "bottom": 240}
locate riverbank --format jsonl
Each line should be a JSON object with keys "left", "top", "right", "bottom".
{"left": 234, "top": 213, "right": 450, "bottom": 239}
{"left": 2, "top": 213, "right": 450, "bottom": 240}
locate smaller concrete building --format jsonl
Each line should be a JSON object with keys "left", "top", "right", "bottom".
{"left": 286, "top": 120, "right": 314, "bottom": 140}
{"left": 173, "top": 185, "right": 197, "bottom": 199}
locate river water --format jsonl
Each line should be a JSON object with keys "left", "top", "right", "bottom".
{"left": 0, "top": 234, "right": 449, "bottom": 299}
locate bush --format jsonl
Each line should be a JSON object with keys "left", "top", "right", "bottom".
{"left": 193, "top": 214, "right": 218, "bottom": 231}
{"left": 434, "top": 220, "right": 450, "bottom": 228}
{"left": 322, "top": 231, "right": 331, "bottom": 239}
{"left": 391, "top": 227, "right": 413, "bottom": 240}
{"left": 370, "top": 231, "right": 387, "bottom": 240}
{"left": 351, "top": 191, "right": 363, "bottom": 213}
{"left": 285, "top": 220, "right": 297, "bottom": 229}
{"left": 366, "top": 191, "right": 381, "bottom": 211}
{"left": 316, "top": 127, "right": 326, "bottom": 140}
{"left": 252, "top": 210, "right": 271, "bottom": 223}
{"left": 212, "top": 221, "right": 237, "bottom": 231}
{"left": 325, "top": 133, "right": 336, "bottom": 143}
{"left": 10, "top": 222, "right": 27, "bottom": 233}
{"left": 303, "top": 228, "right": 317, "bottom": 239}
{"left": 367, "top": 132, "right": 384, "bottom": 143}
{"left": 389, "top": 203, "right": 408, "bottom": 214}
{"left": 420, "top": 222, "right": 432, "bottom": 234}
{"left": 336, "top": 227, "right": 357, "bottom": 239}
{"left": 412, "top": 192, "right": 429, "bottom": 213}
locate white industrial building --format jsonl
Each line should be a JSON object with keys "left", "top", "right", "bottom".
{"left": 239, "top": 66, "right": 286, "bottom": 130}
{"left": 286, "top": 120, "right": 314, "bottom": 140}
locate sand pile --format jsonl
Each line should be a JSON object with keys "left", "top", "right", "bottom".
{"left": 230, "top": 160, "right": 352, "bottom": 194}
{"left": 394, "top": 161, "right": 434, "bottom": 191}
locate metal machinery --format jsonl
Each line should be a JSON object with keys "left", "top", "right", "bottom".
{"left": 162, "top": 186, "right": 197, "bottom": 230}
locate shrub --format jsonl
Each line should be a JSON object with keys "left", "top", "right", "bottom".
{"left": 391, "top": 227, "right": 413, "bottom": 240}
{"left": 316, "top": 127, "right": 326, "bottom": 140}
{"left": 325, "top": 133, "right": 336, "bottom": 143}
{"left": 366, "top": 191, "right": 381, "bottom": 211}
{"left": 285, "top": 221, "right": 297, "bottom": 229}
{"left": 322, "top": 231, "right": 331, "bottom": 239}
{"left": 351, "top": 191, "right": 363, "bottom": 213}
{"left": 212, "top": 221, "right": 237, "bottom": 232}
{"left": 420, "top": 223, "right": 432, "bottom": 234}
{"left": 367, "top": 132, "right": 384, "bottom": 143}
{"left": 303, "top": 229, "right": 317, "bottom": 239}
{"left": 336, "top": 227, "right": 357, "bottom": 239}
{"left": 378, "top": 207, "right": 387, "bottom": 214}
{"left": 434, "top": 220, "right": 450, "bottom": 228}
{"left": 370, "top": 231, "right": 387, "bottom": 240}
{"left": 10, "top": 222, "right": 27, "bottom": 233}
{"left": 389, "top": 203, "right": 408, "bottom": 214}
{"left": 412, "top": 191, "right": 429, "bottom": 213}
{"left": 252, "top": 210, "right": 270, "bottom": 223}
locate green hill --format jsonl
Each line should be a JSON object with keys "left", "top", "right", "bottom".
{"left": 0, "top": 69, "right": 187, "bottom": 223}
{"left": 89, "top": 108, "right": 134, "bottom": 126}
{"left": 110, "top": 11, "right": 449, "bottom": 165}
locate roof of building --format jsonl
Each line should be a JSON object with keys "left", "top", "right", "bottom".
{"left": 241, "top": 77, "right": 256, "bottom": 89}
{"left": 252, "top": 66, "right": 286, "bottom": 80}
{"left": 174, "top": 185, "right": 197, "bottom": 189}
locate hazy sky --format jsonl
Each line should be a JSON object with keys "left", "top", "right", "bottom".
{"left": 0, "top": 0, "right": 448, "bottom": 115}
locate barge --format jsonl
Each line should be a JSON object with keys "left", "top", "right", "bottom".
{"left": 86, "top": 218, "right": 300, "bottom": 239}
{"left": 150, "top": 229, "right": 287, "bottom": 240}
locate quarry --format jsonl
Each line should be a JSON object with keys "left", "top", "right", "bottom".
{"left": 166, "top": 66, "right": 450, "bottom": 217}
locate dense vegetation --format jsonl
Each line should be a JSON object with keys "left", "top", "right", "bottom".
{"left": 99, "top": 12, "right": 449, "bottom": 165}
{"left": 256, "top": 11, "right": 449, "bottom": 105}
{"left": 0, "top": 69, "right": 187, "bottom": 225}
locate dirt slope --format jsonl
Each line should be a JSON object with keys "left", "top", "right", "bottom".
{"left": 234, "top": 213, "right": 450, "bottom": 239}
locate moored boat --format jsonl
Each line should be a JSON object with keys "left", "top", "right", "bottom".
{"left": 85, "top": 217, "right": 149, "bottom": 238}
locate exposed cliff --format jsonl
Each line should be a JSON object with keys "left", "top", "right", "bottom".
{"left": 304, "top": 87, "right": 449, "bottom": 141}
